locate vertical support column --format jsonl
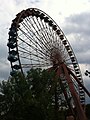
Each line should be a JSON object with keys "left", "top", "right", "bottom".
{"left": 56, "top": 66, "right": 75, "bottom": 116}
{"left": 66, "top": 66, "right": 90, "bottom": 97}
{"left": 62, "top": 63, "right": 87, "bottom": 120}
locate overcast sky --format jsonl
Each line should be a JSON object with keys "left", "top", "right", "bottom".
{"left": 0, "top": 0, "right": 90, "bottom": 103}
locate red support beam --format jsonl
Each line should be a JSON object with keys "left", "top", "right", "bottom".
{"left": 66, "top": 66, "right": 90, "bottom": 97}
{"left": 56, "top": 67, "right": 75, "bottom": 116}
{"left": 62, "top": 63, "right": 87, "bottom": 120}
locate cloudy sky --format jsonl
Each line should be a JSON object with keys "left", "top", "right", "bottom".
{"left": 0, "top": 0, "right": 90, "bottom": 102}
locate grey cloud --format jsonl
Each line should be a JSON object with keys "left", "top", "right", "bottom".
{"left": 15, "top": 0, "right": 40, "bottom": 5}
{"left": 15, "top": 0, "right": 21, "bottom": 5}
{"left": 30, "top": 0, "right": 40, "bottom": 3}
{"left": 0, "top": 46, "right": 10, "bottom": 80}
{"left": 84, "top": 79, "right": 90, "bottom": 104}
{"left": 63, "top": 12, "right": 90, "bottom": 36}
{"left": 0, "top": 45, "right": 8, "bottom": 59}
{"left": 65, "top": 12, "right": 90, "bottom": 24}
{"left": 62, "top": 12, "right": 90, "bottom": 64}
{"left": 0, "top": 62, "right": 10, "bottom": 80}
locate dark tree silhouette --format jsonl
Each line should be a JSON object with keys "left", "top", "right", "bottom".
{"left": 0, "top": 69, "right": 65, "bottom": 120}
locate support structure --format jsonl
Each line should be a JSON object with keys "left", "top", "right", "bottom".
{"left": 49, "top": 62, "right": 89, "bottom": 120}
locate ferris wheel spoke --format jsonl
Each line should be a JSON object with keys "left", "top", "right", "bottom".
{"left": 21, "top": 63, "right": 51, "bottom": 68}
{"left": 39, "top": 19, "right": 54, "bottom": 47}
{"left": 19, "top": 48, "right": 50, "bottom": 62}
{"left": 20, "top": 19, "right": 51, "bottom": 54}
{"left": 43, "top": 22, "right": 53, "bottom": 45}
{"left": 19, "top": 39, "right": 49, "bottom": 61}
{"left": 18, "top": 25, "right": 71, "bottom": 68}
{"left": 31, "top": 17, "right": 52, "bottom": 51}
{"left": 18, "top": 38, "right": 50, "bottom": 61}
{"left": 31, "top": 17, "right": 47, "bottom": 40}
{"left": 20, "top": 55, "right": 50, "bottom": 66}
{"left": 45, "top": 23, "right": 56, "bottom": 44}
{"left": 25, "top": 16, "right": 47, "bottom": 46}
{"left": 18, "top": 27, "right": 51, "bottom": 56}
{"left": 35, "top": 18, "right": 52, "bottom": 47}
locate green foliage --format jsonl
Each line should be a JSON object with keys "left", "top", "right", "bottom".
{"left": 0, "top": 68, "right": 65, "bottom": 120}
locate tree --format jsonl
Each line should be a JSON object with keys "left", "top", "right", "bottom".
{"left": 0, "top": 68, "right": 65, "bottom": 120}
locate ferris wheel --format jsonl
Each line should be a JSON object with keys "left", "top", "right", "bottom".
{"left": 7, "top": 8, "right": 89, "bottom": 120}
